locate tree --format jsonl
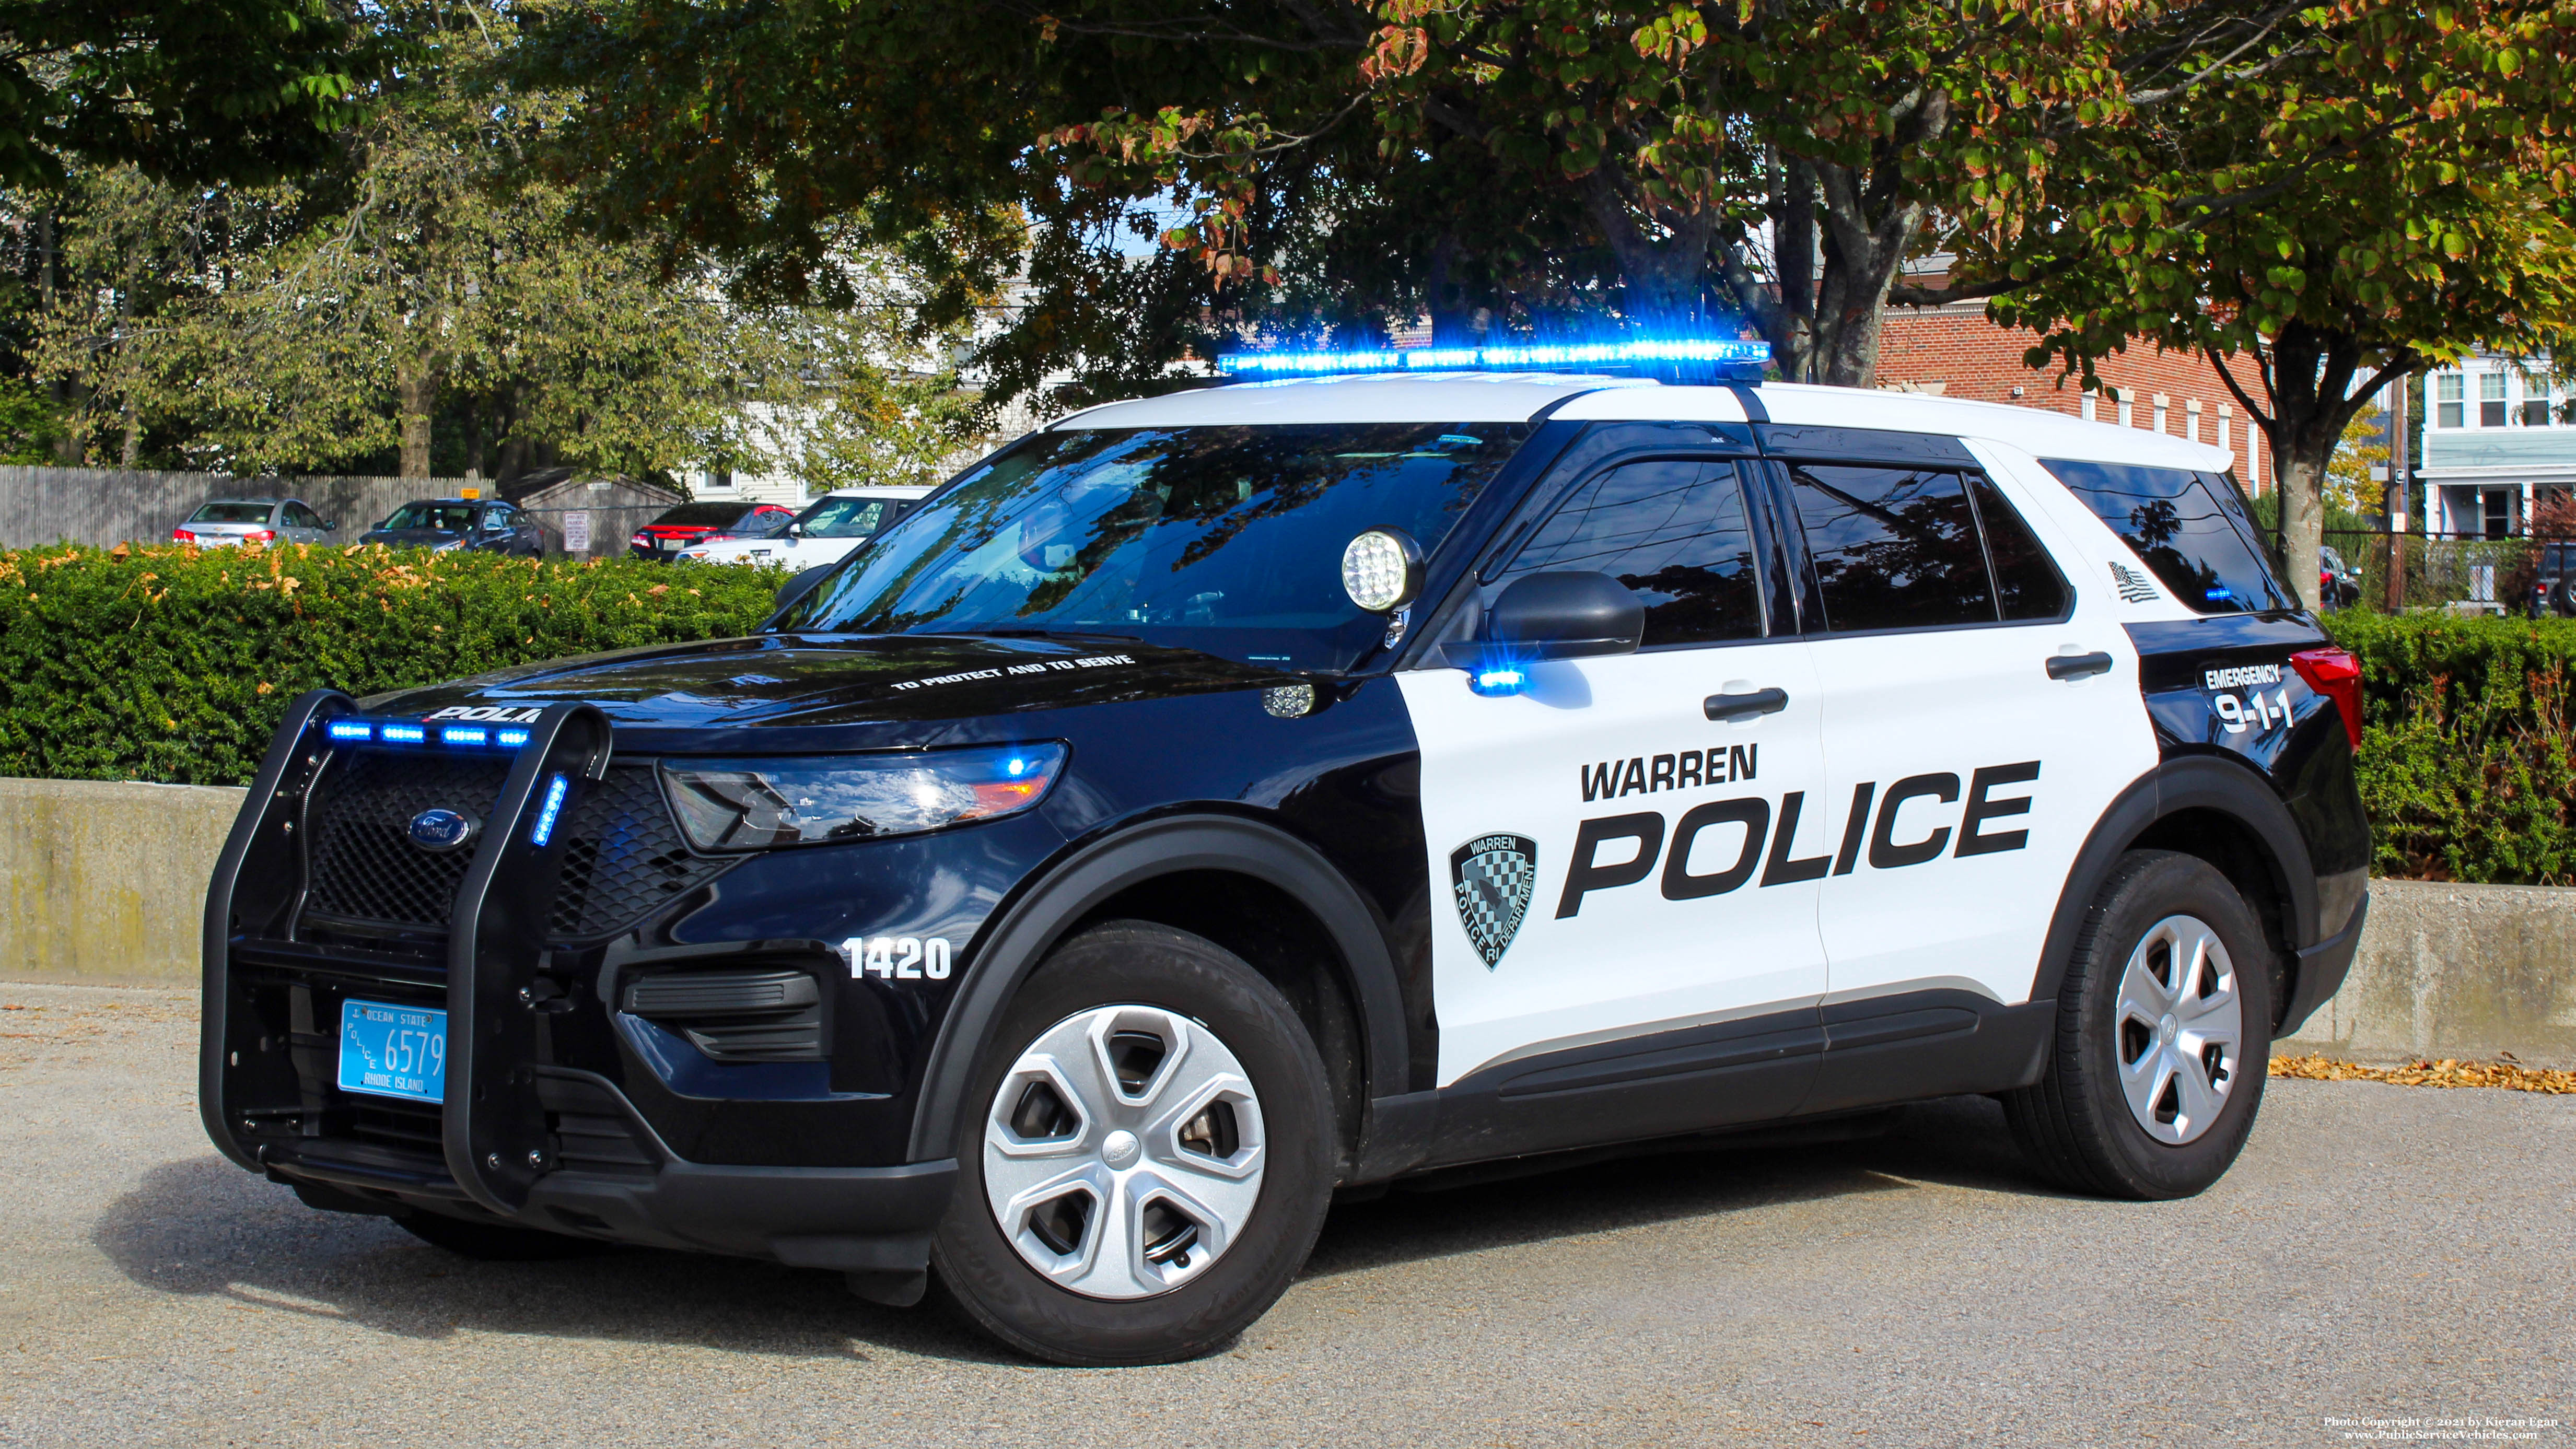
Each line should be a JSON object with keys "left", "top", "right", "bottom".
{"left": 1971, "top": 0, "right": 2576, "bottom": 606}
{"left": 0, "top": 0, "right": 375, "bottom": 189}
{"left": 19, "top": 3, "right": 989, "bottom": 484}
{"left": 2326, "top": 407, "right": 2388, "bottom": 518}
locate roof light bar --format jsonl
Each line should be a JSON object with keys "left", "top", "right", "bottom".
{"left": 1215, "top": 338, "right": 1770, "bottom": 378}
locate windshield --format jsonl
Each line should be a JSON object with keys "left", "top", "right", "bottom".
{"left": 797, "top": 495, "right": 908, "bottom": 539}
{"left": 778, "top": 422, "right": 1529, "bottom": 672}
{"left": 189, "top": 502, "right": 275, "bottom": 524}
{"left": 381, "top": 503, "right": 478, "bottom": 532}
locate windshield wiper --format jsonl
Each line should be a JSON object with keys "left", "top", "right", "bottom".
{"left": 957, "top": 626, "right": 1144, "bottom": 644}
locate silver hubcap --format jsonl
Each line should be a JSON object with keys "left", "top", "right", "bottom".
{"left": 981, "top": 1005, "right": 1267, "bottom": 1300}
{"left": 2114, "top": 914, "right": 2244, "bottom": 1145}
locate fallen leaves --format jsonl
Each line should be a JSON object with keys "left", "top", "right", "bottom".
{"left": 2271, "top": 1053, "right": 2576, "bottom": 1094}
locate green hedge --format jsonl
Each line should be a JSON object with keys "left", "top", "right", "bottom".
{"left": 0, "top": 543, "right": 779, "bottom": 786}
{"left": 2326, "top": 614, "right": 2576, "bottom": 886}
{"left": 3, "top": 544, "right": 2570, "bottom": 885}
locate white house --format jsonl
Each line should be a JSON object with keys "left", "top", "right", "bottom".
{"left": 2419, "top": 354, "right": 2574, "bottom": 537}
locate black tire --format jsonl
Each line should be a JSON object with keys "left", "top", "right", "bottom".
{"left": 2003, "top": 850, "right": 2273, "bottom": 1200}
{"left": 398, "top": 1211, "right": 612, "bottom": 1260}
{"left": 929, "top": 921, "right": 1337, "bottom": 1366}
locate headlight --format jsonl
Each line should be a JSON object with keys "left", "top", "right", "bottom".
{"left": 660, "top": 742, "right": 1067, "bottom": 851}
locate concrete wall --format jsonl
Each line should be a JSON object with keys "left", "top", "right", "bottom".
{"left": 2281, "top": 878, "right": 2576, "bottom": 1067}
{"left": 1, "top": 778, "right": 246, "bottom": 984}
{"left": 3, "top": 779, "right": 2571, "bottom": 1068}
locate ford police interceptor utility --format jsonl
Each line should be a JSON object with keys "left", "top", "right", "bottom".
{"left": 202, "top": 341, "right": 2369, "bottom": 1366}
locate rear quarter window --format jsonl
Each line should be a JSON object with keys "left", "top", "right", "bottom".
{"left": 2038, "top": 460, "right": 2289, "bottom": 614}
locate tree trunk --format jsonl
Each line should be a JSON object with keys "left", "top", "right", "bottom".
{"left": 118, "top": 399, "right": 140, "bottom": 467}
{"left": 1581, "top": 173, "right": 1718, "bottom": 326}
{"left": 464, "top": 396, "right": 484, "bottom": 480}
{"left": 2274, "top": 452, "right": 2326, "bottom": 610}
{"left": 394, "top": 350, "right": 438, "bottom": 478}
{"left": 1426, "top": 234, "right": 1476, "bottom": 346}
{"left": 2211, "top": 319, "right": 2413, "bottom": 614}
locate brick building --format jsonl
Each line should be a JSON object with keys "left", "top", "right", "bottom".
{"left": 1876, "top": 299, "right": 2274, "bottom": 490}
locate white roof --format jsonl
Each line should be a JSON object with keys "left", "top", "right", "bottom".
{"left": 1054, "top": 371, "right": 2231, "bottom": 472}
{"left": 818, "top": 484, "right": 937, "bottom": 499}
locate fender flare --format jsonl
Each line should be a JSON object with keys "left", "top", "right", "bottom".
{"left": 903, "top": 814, "right": 1412, "bottom": 1162}
{"left": 2030, "top": 754, "right": 2318, "bottom": 1008}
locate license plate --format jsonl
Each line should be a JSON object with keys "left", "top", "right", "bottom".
{"left": 337, "top": 999, "right": 448, "bottom": 1105}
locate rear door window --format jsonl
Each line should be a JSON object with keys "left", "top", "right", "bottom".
{"left": 1968, "top": 475, "right": 2071, "bottom": 621}
{"left": 1498, "top": 458, "right": 1767, "bottom": 646}
{"left": 2038, "top": 460, "right": 2289, "bottom": 614}
{"left": 1786, "top": 464, "right": 1993, "bottom": 631}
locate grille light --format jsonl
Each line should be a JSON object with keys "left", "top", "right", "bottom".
{"left": 322, "top": 715, "right": 539, "bottom": 750}
{"left": 1217, "top": 337, "right": 1770, "bottom": 377}
{"left": 530, "top": 774, "right": 570, "bottom": 846}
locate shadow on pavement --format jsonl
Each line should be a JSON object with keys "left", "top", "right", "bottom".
{"left": 94, "top": 1096, "right": 2048, "bottom": 1361}
{"left": 90, "top": 1154, "right": 1014, "bottom": 1364}
{"left": 1302, "top": 1093, "right": 2057, "bottom": 1281}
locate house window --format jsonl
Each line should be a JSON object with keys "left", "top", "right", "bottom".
{"left": 2435, "top": 373, "right": 2464, "bottom": 428}
{"left": 2522, "top": 380, "right": 2557, "bottom": 427}
{"left": 2479, "top": 371, "right": 2508, "bottom": 427}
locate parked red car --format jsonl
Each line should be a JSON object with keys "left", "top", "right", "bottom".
{"left": 628, "top": 501, "right": 793, "bottom": 561}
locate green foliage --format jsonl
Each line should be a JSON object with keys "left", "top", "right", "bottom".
{"left": 0, "top": 374, "right": 61, "bottom": 462}
{"left": 13, "top": 2, "right": 993, "bottom": 485}
{"left": 2326, "top": 613, "right": 2576, "bottom": 885}
{"left": 0, "top": 0, "right": 377, "bottom": 190}
{"left": 0, "top": 542, "right": 778, "bottom": 786}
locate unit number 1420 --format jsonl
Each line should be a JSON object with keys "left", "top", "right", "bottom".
{"left": 2212, "top": 687, "right": 2292, "bottom": 734}
{"left": 839, "top": 936, "right": 953, "bottom": 980}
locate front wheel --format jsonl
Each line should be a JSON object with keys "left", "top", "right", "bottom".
{"left": 2003, "top": 850, "right": 2273, "bottom": 1200}
{"left": 930, "top": 921, "right": 1336, "bottom": 1365}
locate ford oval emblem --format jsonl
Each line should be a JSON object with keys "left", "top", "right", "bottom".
{"left": 407, "top": 808, "right": 478, "bottom": 854}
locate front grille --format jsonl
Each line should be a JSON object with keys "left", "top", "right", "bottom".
{"left": 306, "top": 754, "right": 507, "bottom": 928}
{"left": 302, "top": 752, "right": 731, "bottom": 943}
{"left": 546, "top": 766, "right": 731, "bottom": 940}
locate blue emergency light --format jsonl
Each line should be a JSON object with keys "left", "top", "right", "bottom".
{"left": 1215, "top": 337, "right": 1770, "bottom": 380}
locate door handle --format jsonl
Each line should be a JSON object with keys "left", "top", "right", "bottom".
{"left": 2046, "top": 651, "right": 2115, "bottom": 681}
{"left": 1705, "top": 686, "right": 1790, "bottom": 721}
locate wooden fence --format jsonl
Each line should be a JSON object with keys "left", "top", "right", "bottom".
{"left": 0, "top": 466, "right": 480, "bottom": 551}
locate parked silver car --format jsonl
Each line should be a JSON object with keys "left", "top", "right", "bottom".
{"left": 171, "top": 498, "right": 336, "bottom": 547}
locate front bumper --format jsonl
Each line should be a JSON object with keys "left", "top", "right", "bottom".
{"left": 201, "top": 691, "right": 958, "bottom": 1267}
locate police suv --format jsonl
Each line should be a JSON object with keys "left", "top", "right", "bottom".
{"left": 203, "top": 343, "right": 2370, "bottom": 1366}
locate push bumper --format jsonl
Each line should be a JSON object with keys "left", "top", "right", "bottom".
{"left": 203, "top": 691, "right": 954, "bottom": 1272}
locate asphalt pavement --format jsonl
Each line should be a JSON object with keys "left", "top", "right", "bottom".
{"left": 2, "top": 980, "right": 2568, "bottom": 1448}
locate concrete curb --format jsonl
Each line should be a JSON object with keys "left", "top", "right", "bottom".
{"left": 3, "top": 777, "right": 2570, "bottom": 1066}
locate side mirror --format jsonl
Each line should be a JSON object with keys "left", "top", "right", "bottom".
{"left": 324, "top": 520, "right": 339, "bottom": 531}
{"left": 774, "top": 563, "right": 832, "bottom": 614}
{"left": 1459, "top": 571, "right": 1643, "bottom": 693}
{"left": 786, "top": 521, "right": 804, "bottom": 538}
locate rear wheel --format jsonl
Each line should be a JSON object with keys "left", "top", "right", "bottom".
{"left": 930, "top": 921, "right": 1336, "bottom": 1365}
{"left": 2004, "top": 850, "right": 2272, "bottom": 1200}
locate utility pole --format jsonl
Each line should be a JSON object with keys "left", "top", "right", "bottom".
{"left": 2385, "top": 373, "right": 2411, "bottom": 612}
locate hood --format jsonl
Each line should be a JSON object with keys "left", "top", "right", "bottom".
{"left": 363, "top": 528, "right": 464, "bottom": 548}
{"left": 359, "top": 632, "right": 1297, "bottom": 735}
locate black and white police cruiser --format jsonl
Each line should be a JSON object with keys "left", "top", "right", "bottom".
{"left": 203, "top": 340, "right": 2370, "bottom": 1365}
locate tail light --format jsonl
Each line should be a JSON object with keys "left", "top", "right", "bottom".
{"left": 171, "top": 528, "right": 192, "bottom": 543}
{"left": 631, "top": 531, "right": 651, "bottom": 546}
{"left": 247, "top": 528, "right": 275, "bottom": 542}
{"left": 2289, "top": 647, "right": 2364, "bottom": 751}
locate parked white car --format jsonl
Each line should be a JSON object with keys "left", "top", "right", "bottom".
{"left": 675, "top": 486, "right": 934, "bottom": 569}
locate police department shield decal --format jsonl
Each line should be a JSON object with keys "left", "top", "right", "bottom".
{"left": 1450, "top": 833, "right": 1537, "bottom": 969}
